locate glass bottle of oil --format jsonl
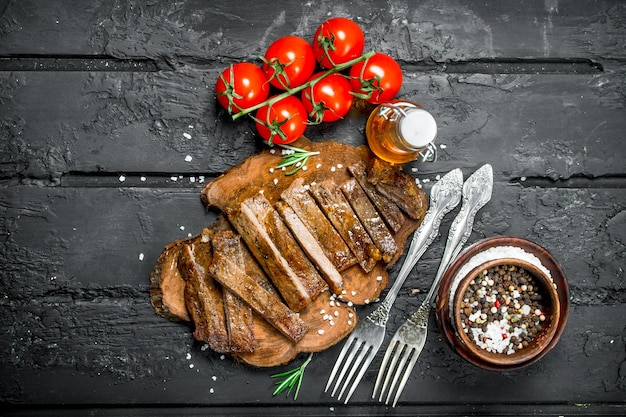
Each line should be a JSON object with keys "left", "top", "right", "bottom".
{"left": 365, "top": 100, "right": 437, "bottom": 164}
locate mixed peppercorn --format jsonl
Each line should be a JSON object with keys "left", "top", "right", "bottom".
{"left": 459, "top": 264, "right": 547, "bottom": 355}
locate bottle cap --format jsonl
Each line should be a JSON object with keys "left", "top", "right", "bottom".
{"left": 398, "top": 108, "right": 437, "bottom": 149}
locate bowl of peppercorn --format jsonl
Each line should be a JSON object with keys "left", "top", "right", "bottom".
{"left": 435, "top": 236, "right": 569, "bottom": 371}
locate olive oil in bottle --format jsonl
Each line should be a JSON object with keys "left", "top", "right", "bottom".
{"left": 365, "top": 100, "right": 437, "bottom": 164}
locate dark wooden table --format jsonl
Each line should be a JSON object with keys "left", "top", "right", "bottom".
{"left": 1, "top": 1, "right": 624, "bottom": 415}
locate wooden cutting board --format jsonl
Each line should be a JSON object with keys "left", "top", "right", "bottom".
{"left": 152, "top": 138, "right": 424, "bottom": 367}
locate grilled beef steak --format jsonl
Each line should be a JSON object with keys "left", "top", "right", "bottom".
{"left": 276, "top": 200, "right": 343, "bottom": 294}
{"left": 348, "top": 160, "right": 405, "bottom": 233}
{"left": 340, "top": 178, "right": 398, "bottom": 263}
{"left": 281, "top": 178, "right": 357, "bottom": 272}
{"left": 367, "top": 158, "right": 428, "bottom": 220}
{"left": 309, "top": 179, "right": 382, "bottom": 273}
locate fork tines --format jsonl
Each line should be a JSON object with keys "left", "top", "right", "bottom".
{"left": 325, "top": 333, "right": 377, "bottom": 404}
{"left": 373, "top": 338, "right": 422, "bottom": 407}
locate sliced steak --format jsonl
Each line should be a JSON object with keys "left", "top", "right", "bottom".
{"left": 367, "top": 158, "right": 428, "bottom": 221}
{"left": 212, "top": 230, "right": 256, "bottom": 354}
{"left": 209, "top": 248, "right": 308, "bottom": 344}
{"left": 340, "top": 178, "right": 398, "bottom": 263}
{"left": 276, "top": 200, "right": 343, "bottom": 294}
{"left": 348, "top": 160, "right": 405, "bottom": 233}
{"left": 281, "top": 178, "right": 357, "bottom": 271}
{"left": 178, "top": 230, "right": 230, "bottom": 353}
{"left": 227, "top": 194, "right": 327, "bottom": 312}
{"left": 309, "top": 179, "right": 381, "bottom": 273}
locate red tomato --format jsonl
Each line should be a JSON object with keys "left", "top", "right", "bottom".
{"left": 215, "top": 62, "right": 270, "bottom": 113}
{"left": 349, "top": 52, "right": 403, "bottom": 104}
{"left": 263, "top": 36, "right": 316, "bottom": 90}
{"left": 301, "top": 73, "right": 354, "bottom": 123}
{"left": 254, "top": 95, "right": 308, "bottom": 145}
{"left": 313, "top": 17, "right": 365, "bottom": 69}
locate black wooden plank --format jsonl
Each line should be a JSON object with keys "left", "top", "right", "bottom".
{"left": 0, "top": 0, "right": 624, "bottom": 62}
{"left": 1, "top": 183, "right": 624, "bottom": 406}
{"left": 1, "top": 68, "right": 624, "bottom": 180}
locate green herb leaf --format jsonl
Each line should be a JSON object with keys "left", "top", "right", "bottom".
{"left": 271, "top": 353, "right": 313, "bottom": 400}
{"left": 275, "top": 145, "right": 320, "bottom": 175}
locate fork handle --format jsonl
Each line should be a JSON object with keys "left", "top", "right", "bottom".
{"left": 380, "top": 172, "right": 462, "bottom": 311}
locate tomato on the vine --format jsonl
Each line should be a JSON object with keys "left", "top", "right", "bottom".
{"left": 301, "top": 72, "right": 354, "bottom": 123}
{"left": 313, "top": 17, "right": 365, "bottom": 69}
{"left": 215, "top": 62, "right": 270, "bottom": 113}
{"left": 254, "top": 95, "right": 308, "bottom": 145}
{"left": 349, "top": 52, "right": 403, "bottom": 104}
{"left": 263, "top": 36, "right": 316, "bottom": 90}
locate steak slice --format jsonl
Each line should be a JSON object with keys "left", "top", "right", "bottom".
{"left": 210, "top": 215, "right": 278, "bottom": 296}
{"left": 367, "top": 158, "right": 428, "bottom": 221}
{"left": 348, "top": 160, "right": 405, "bottom": 233}
{"left": 276, "top": 200, "right": 343, "bottom": 294}
{"left": 281, "top": 178, "right": 356, "bottom": 271}
{"left": 227, "top": 194, "right": 327, "bottom": 312}
{"left": 340, "top": 178, "right": 398, "bottom": 263}
{"left": 149, "top": 238, "right": 191, "bottom": 322}
{"left": 178, "top": 229, "right": 230, "bottom": 353}
{"left": 309, "top": 179, "right": 382, "bottom": 273}
{"left": 209, "top": 247, "right": 308, "bottom": 343}
{"left": 212, "top": 230, "right": 256, "bottom": 354}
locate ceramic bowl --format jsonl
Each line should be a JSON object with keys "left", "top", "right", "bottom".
{"left": 435, "top": 236, "right": 569, "bottom": 371}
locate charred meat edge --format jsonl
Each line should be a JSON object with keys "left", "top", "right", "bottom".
{"left": 281, "top": 178, "right": 357, "bottom": 272}
{"left": 348, "top": 160, "right": 405, "bottom": 233}
{"left": 367, "top": 158, "right": 428, "bottom": 220}
{"left": 276, "top": 200, "right": 343, "bottom": 294}
{"left": 340, "top": 178, "right": 398, "bottom": 264}
{"left": 309, "top": 179, "right": 381, "bottom": 273}
{"left": 209, "top": 247, "right": 308, "bottom": 343}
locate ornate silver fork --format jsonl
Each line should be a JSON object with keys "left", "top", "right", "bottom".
{"left": 373, "top": 163, "right": 494, "bottom": 407}
{"left": 324, "top": 168, "right": 464, "bottom": 404}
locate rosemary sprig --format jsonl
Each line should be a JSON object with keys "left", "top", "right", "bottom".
{"left": 275, "top": 144, "right": 320, "bottom": 175}
{"left": 271, "top": 353, "right": 313, "bottom": 400}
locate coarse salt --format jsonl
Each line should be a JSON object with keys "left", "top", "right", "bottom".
{"left": 185, "top": 155, "right": 192, "bottom": 162}
{"left": 139, "top": 253, "right": 144, "bottom": 261}
{"left": 183, "top": 132, "right": 192, "bottom": 139}
{"left": 119, "top": 175, "right": 126, "bottom": 182}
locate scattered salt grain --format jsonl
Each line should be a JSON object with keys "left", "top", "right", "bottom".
{"left": 336, "top": 164, "right": 343, "bottom": 169}
{"left": 270, "top": 148, "right": 276, "bottom": 154}
{"left": 185, "top": 155, "right": 193, "bottom": 162}
{"left": 320, "top": 309, "right": 326, "bottom": 315}
{"left": 411, "top": 167, "right": 418, "bottom": 172}
{"left": 139, "top": 253, "right": 144, "bottom": 261}
{"left": 119, "top": 175, "right": 126, "bottom": 182}
{"left": 170, "top": 176, "right": 178, "bottom": 181}
{"left": 212, "top": 375, "right": 217, "bottom": 381}
{"left": 189, "top": 363, "right": 194, "bottom": 369}
{"left": 376, "top": 275, "right": 383, "bottom": 281}
{"left": 365, "top": 299, "right": 370, "bottom": 304}
{"left": 198, "top": 176, "right": 205, "bottom": 183}
{"left": 440, "top": 144, "right": 447, "bottom": 149}
{"left": 273, "top": 178, "right": 279, "bottom": 185}
{"left": 318, "top": 329, "right": 325, "bottom": 335}
{"left": 435, "top": 174, "right": 441, "bottom": 181}
{"left": 180, "top": 226, "right": 185, "bottom": 231}
{"left": 348, "top": 313, "right": 354, "bottom": 318}
{"left": 186, "top": 353, "right": 192, "bottom": 360}
{"left": 330, "top": 166, "right": 336, "bottom": 172}
{"left": 190, "top": 177, "right": 196, "bottom": 183}
{"left": 269, "top": 168, "right": 274, "bottom": 173}
{"left": 521, "top": 176, "right": 527, "bottom": 182}
{"left": 201, "top": 344, "right": 209, "bottom": 351}
{"left": 140, "top": 176, "right": 147, "bottom": 182}
{"left": 209, "top": 388, "right": 215, "bottom": 394}
{"left": 259, "top": 189, "right": 265, "bottom": 194}
{"left": 183, "top": 132, "right": 192, "bottom": 139}
{"left": 351, "top": 291, "right": 357, "bottom": 296}
{"left": 316, "top": 163, "right": 322, "bottom": 169}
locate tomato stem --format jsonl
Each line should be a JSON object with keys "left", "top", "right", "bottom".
{"left": 230, "top": 50, "right": 376, "bottom": 121}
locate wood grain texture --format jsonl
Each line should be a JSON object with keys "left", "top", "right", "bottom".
{"left": 0, "top": 0, "right": 624, "bottom": 414}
